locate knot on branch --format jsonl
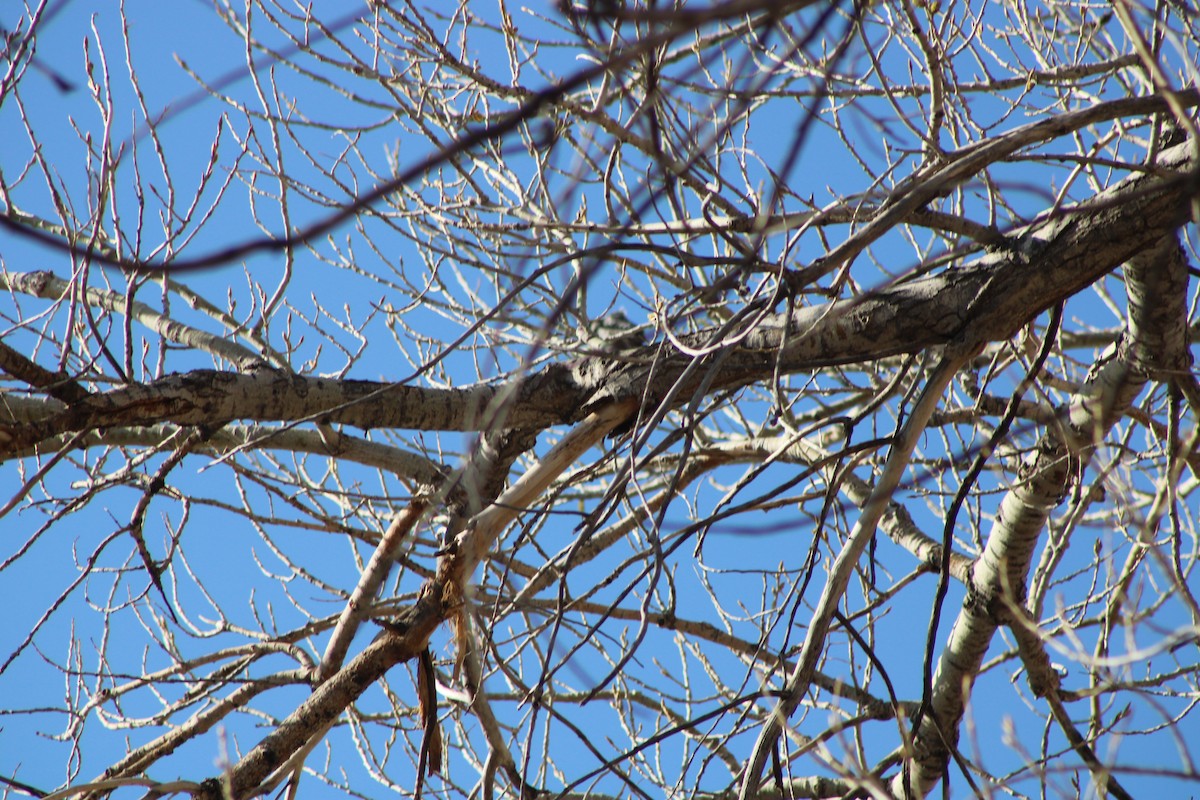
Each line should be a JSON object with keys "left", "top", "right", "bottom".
{"left": 570, "top": 354, "right": 657, "bottom": 436}
{"left": 963, "top": 579, "right": 1027, "bottom": 626}
{"left": 1022, "top": 652, "right": 1063, "bottom": 698}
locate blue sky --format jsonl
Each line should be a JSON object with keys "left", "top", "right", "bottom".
{"left": 2, "top": 1, "right": 1198, "bottom": 798}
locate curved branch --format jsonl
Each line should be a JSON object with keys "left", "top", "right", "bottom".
{"left": 893, "top": 233, "right": 1189, "bottom": 797}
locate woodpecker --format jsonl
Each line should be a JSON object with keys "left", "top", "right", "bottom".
{"left": 577, "top": 310, "right": 646, "bottom": 355}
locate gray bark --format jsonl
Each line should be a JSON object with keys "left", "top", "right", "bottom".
{"left": 3, "top": 141, "right": 1194, "bottom": 462}
{"left": 892, "top": 231, "right": 1193, "bottom": 797}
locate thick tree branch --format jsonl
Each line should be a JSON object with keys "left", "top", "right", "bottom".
{"left": 893, "top": 232, "right": 1190, "bottom": 797}
{"left": 1007, "top": 607, "right": 1136, "bottom": 800}
{"left": 4, "top": 139, "right": 1194, "bottom": 462}
{"left": 0, "top": 270, "right": 266, "bottom": 371}
{"left": 192, "top": 590, "right": 443, "bottom": 800}
{"left": 0, "top": 367, "right": 579, "bottom": 454}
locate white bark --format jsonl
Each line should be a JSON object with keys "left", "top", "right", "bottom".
{"left": 894, "top": 232, "right": 1190, "bottom": 797}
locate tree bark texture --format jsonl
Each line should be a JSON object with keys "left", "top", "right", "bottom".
{"left": 3, "top": 140, "right": 1195, "bottom": 470}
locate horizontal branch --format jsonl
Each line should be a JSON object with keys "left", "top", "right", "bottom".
{"left": 4, "top": 140, "right": 1194, "bottom": 460}
{"left": 0, "top": 367, "right": 581, "bottom": 455}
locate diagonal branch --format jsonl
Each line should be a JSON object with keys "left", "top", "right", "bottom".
{"left": 893, "top": 232, "right": 1189, "bottom": 797}
{"left": 739, "top": 340, "right": 981, "bottom": 799}
{"left": 190, "top": 403, "right": 635, "bottom": 800}
{"left": 315, "top": 500, "right": 429, "bottom": 683}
